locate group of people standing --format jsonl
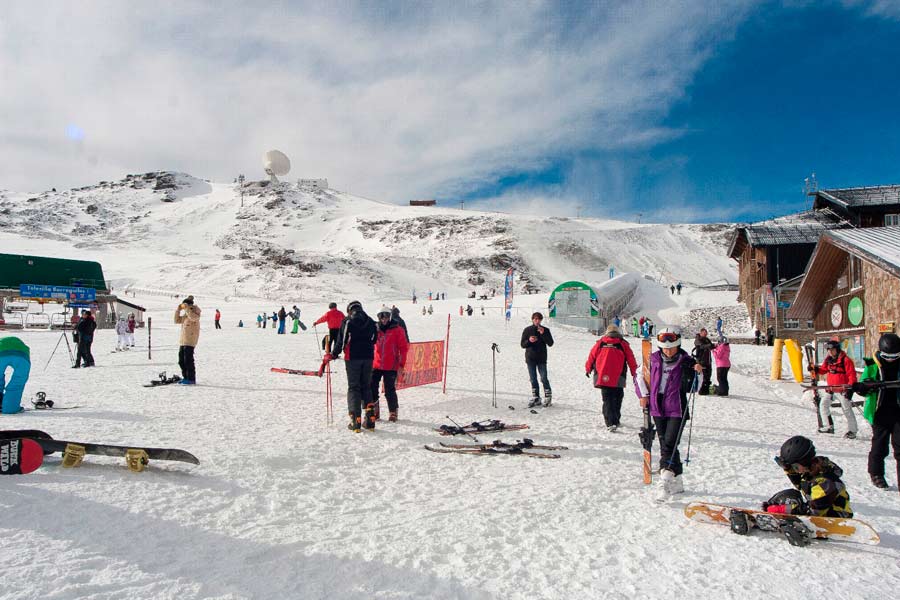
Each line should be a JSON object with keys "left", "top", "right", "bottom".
{"left": 255, "top": 306, "right": 303, "bottom": 333}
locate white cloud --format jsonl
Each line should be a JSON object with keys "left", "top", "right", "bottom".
{"left": 0, "top": 0, "right": 757, "bottom": 200}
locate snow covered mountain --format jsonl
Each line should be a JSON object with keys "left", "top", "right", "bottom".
{"left": 0, "top": 172, "right": 737, "bottom": 302}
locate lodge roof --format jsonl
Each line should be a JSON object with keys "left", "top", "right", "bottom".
{"left": 815, "top": 185, "right": 900, "bottom": 209}
{"left": 788, "top": 227, "right": 900, "bottom": 319}
{"left": 727, "top": 209, "right": 847, "bottom": 259}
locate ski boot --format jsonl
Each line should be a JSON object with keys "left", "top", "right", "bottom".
{"left": 778, "top": 517, "right": 811, "bottom": 547}
{"left": 528, "top": 391, "right": 541, "bottom": 408}
{"left": 729, "top": 510, "right": 751, "bottom": 535}
{"left": 655, "top": 469, "right": 675, "bottom": 502}
{"left": 348, "top": 413, "right": 361, "bottom": 433}
{"left": 363, "top": 404, "right": 376, "bottom": 429}
{"left": 607, "top": 425, "right": 617, "bottom": 433}
{"left": 543, "top": 390, "right": 552, "bottom": 408}
{"left": 843, "top": 431, "right": 857, "bottom": 439}
{"left": 871, "top": 474, "right": 889, "bottom": 489}
{"left": 388, "top": 411, "right": 398, "bottom": 422}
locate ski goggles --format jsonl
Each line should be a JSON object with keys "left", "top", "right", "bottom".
{"left": 657, "top": 332, "right": 680, "bottom": 343}
{"left": 881, "top": 351, "right": 900, "bottom": 361}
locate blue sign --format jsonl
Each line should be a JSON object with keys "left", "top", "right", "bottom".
{"left": 777, "top": 301, "right": 792, "bottom": 309}
{"left": 19, "top": 284, "right": 96, "bottom": 302}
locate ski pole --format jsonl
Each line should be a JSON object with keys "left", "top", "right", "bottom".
{"left": 445, "top": 415, "right": 480, "bottom": 443}
{"left": 667, "top": 371, "right": 699, "bottom": 470}
{"left": 684, "top": 372, "right": 700, "bottom": 465}
{"left": 313, "top": 324, "right": 323, "bottom": 360}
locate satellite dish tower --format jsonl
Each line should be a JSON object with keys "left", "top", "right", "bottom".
{"left": 263, "top": 150, "right": 291, "bottom": 183}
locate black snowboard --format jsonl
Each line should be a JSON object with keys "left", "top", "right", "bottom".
{"left": 0, "top": 430, "right": 199, "bottom": 465}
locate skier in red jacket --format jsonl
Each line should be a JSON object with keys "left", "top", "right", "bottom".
{"left": 585, "top": 324, "right": 638, "bottom": 432}
{"left": 371, "top": 306, "right": 409, "bottom": 422}
{"left": 314, "top": 302, "right": 346, "bottom": 354}
{"left": 809, "top": 340, "right": 858, "bottom": 438}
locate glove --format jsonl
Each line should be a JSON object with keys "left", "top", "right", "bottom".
{"left": 766, "top": 504, "right": 787, "bottom": 514}
{"left": 851, "top": 382, "right": 870, "bottom": 395}
{"left": 585, "top": 372, "right": 591, "bottom": 378}
{"left": 323, "top": 353, "right": 333, "bottom": 361}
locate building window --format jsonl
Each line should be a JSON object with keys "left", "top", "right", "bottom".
{"left": 783, "top": 319, "right": 800, "bottom": 329}
{"left": 807, "top": 320, "right": 814, "bottom": 329}
{"left": 850, "top": 255, "right": 862, "bottom": 289}
{"left": 886, "top": 214, "right": 900, "bottom": 226}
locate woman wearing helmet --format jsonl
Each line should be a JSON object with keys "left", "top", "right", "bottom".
{"left": 809, "top": 339, "right": 858, "bottom": 438}
{"left": 331, "top": 301, "right": 378, "bottom": 431}
{"left": 371, "top": 306, "right": 409, "bottom": 422}
{"left": 637, "top": 326, "right": 703, "bottom": 500}
{"left": 765, "top": 435, "right": 853, "bottom": 518}
{"left": 852, "top": 332, "right": 900, "bottom": 491}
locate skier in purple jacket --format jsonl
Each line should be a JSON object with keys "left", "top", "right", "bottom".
{"left": 637, "top": 327, "right": 702, "bottom": 500}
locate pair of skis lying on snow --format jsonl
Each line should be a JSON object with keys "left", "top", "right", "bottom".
{"left": 425, "top": 438, "right": 566, "bottom": 459}
{"left": 0, "top": 430, "right": 199, "bottom": 475}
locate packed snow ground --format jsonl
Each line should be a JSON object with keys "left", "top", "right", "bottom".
{"left": 2, "top": 294, "right": 899, "bottom": 600}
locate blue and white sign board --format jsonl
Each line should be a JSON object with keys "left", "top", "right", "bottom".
{"left": 19, "top": 284, "right": 96, "bottom": 302}
{"left": 777, "top": 301, "right": 792, "bottom": 309}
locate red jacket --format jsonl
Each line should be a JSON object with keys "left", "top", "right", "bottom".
{"left": 373, "top": 322, "right": 409, "bottom": 371}
{"left": 814, "top": 352, "right": 857, "bottom": 391}
{"left": 314, "top": 308, "right": 346, "bottom": 329}
{"left": 585, "top": 334, "right": 638, "bottom": 388}
{"left": 215, "top": 310, "right": 221, "bottom": 321}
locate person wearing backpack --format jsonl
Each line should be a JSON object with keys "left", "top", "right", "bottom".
{"left": 585, "top": 325, "right": 638, "bottom": 432}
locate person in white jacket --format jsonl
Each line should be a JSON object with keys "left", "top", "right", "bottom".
{"left": 115, "top": 316, "right": 130, "bottom": 351}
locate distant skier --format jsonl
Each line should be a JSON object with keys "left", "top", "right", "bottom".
{"left": 262, "top": 312, "right": 267, "bottom": 329}
{"left": 766, "top": 326, "right": 775, "bottom": 346}
{"left": 613, "top": 315, "right": 621, "bottom": 328}
{"left": 291, "top": 305, "right": 301, "bottom": 334}
{"left": 277, "top": 307, "right": 287, "bottom": 334}
{"left": 73, "top": 309, "right": 96, "bottom": 368}
{"left": 422, "top": 305, "right": 427, "bottom": 316}
{"left": 127, "top": 313, "right": 136, "bottom": 347}
{"left": 853, "top": 332, "right": 900, "bottom": 491}
{"left": 521, "top": 312, "right": 554, "bottom": 407}
{"left": 466, "top": 305, "right": 473, "bottom": 316}
{"left": 754, "top": 328, "right": 761, "bottom": 345}
{"left": 693, "top": 328, "right": 714, "bottom": 395}
{"left": 331, "top": 301, "right": 378, "bottom": 432}
{"left": 115, "top": 316, "right": 129, "bottom": 351}
{"left": 676, "top": 282, "right": 682, "bottom": 295}
{"left": 257, "top": 314, "right": 263, "bottom": 328}
{"left": 670, "top": 285, "right": 675, "bottom": 295}
{"left": 631, "top": 317, "right": 639, "bottom": 337}
{"left": 427, "top": 304, "right": 433, "bottom": 315}
{"left": 715, "top": 315, "right": 723, "bottom": 338}
{"left": 585, "top": 324, "right": 637, "bottom": 432}
{"left": 314, "top": 302, "right": 346, "bottom": 356}
{"left": 238, "top": 320, "right": 244, "bottom": 327}
{"left": 271, "top": 311, "right": 278, "bottom": 332}
{"left": 637, "top": 327, "right": 702, "bottom": 500}
{"left": 174, "top": 296, "right": 201, "bottom": 385}
{"left": 215, "top": 309, "right": 222, "bottom": 330}
{"left": 712, "top": 336, "right": 731, "bottom": 396}
{"left": 371, "top": 306, "right": 409, "bottom": 422}
{"left": 765, "top": 436, "right": 852, "bottom": 518}
{"left": 809, "top": 340, "right": 858, "bottom": 438}
{"left": 390, "top": 306, "right": 409, "bottom": 342}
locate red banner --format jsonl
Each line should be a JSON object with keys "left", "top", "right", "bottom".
{"left": 397, "top": 340, "right": 445, "bottom": 389}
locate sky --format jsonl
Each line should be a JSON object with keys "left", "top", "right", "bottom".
{"left": 1, "top": 0, "right": 899, "bottom": 223}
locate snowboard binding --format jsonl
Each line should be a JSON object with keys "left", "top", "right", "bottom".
{"left": 778, "top": 517, "right": 812, "bottom": 547}
{"left": 729, "top": 510, "right": 751, "bottom": 535}
{"left": 31, "top": 392, "right": 54, "bottom": 410}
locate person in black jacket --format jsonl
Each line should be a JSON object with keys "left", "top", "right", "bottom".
{"left": 521, "top": 312, "right": 554, "bottom": 407}
{"left": 73, "top": 309, "right": 97, "bottom": 368}
{"left": 390, "top": 306, "right": 409, "bottom": 342}
{"left": 693, "top": 328, "right": 714, "bottom": 395}
{"left": 331, "top": 300, "right": 378, "bottom": 432}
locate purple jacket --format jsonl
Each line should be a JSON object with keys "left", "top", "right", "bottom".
{"left": 645, "top": 350, "right": 696, "bottom": 418}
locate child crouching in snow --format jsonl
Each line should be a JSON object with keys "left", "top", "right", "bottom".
{"left": 764, "top": 435, "right": 853, "bottom": 518}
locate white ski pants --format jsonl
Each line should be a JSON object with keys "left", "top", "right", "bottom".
{"left": 819, "top": 391, "right": 858, "bottom": 434}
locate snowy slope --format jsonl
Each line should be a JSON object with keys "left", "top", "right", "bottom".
{"left": 0, "top": 172, "right": 736, "bottom": 305}
{"left": 2, "top": 296, "right": 898, "bottom": 600}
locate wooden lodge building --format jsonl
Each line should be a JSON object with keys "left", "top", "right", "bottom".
{"left": 788, "top": 228, "right": 900, "bottom": 363}
{"left": 729, "top": 184, "right": 900, "bottom": 344}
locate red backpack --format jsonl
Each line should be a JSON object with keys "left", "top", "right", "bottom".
{"left": 590, "top": 340, "right": 627, "bottom": 388}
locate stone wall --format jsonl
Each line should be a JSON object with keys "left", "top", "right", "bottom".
{"left": 863, "top": 261, "right": 900, "bottom": 354}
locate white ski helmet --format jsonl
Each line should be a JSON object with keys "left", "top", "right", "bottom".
{"left": 656, "top": 326, "right": 682, "bottom": 348}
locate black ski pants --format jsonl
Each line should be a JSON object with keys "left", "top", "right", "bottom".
{"left": 371, "top": 369, "right": 399, "bottom": 414}
{"left": 214, "top": 320, "right": 221, "bottom": 329}
{"left": 345, "top": 359, "right": 373, "bottom": 417}
{"left": 715, "top": 367, "right": 730, "bottom": 396}
{"left": 178, "top": 345, "right": 196, "bottom": 381}
{"left": 868, "top": 410, "right": 900, "bottom": 484}
{"left": 654, "top": 414, "right": 685, "bottom": 476}
{"left": 698, "top": 366, "right": 712, "bottom": 395}
{"left": 600, "top": 387, "right": 624, "bottom": 427}
{"left": 75, "top": 338, "right": 94, "bottom": 367}
{"left": 323, "top": 328, "right": 340, "bottom": 354}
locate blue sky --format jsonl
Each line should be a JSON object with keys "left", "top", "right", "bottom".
{"left": 2, "top": 1, "right": 899, "bottom": 223}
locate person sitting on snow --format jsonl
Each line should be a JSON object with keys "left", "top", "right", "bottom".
{"left": 765, "top": 435, "right": 852, "bottom": 518}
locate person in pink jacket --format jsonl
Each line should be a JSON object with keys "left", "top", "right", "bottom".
{"left": 712, "top": 336, "right": 731, "bottom": 396}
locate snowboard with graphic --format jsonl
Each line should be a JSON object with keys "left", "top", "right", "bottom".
{"left": 0, "top": 430, "right": 200, "bottom": 466}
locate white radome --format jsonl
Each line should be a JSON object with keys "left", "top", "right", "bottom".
{"left": 263, "top": 150, "right": 291, "bottom": 180}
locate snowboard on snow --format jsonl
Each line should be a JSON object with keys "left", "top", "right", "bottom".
{"left": 0, "top": 430, "right": 200, "bottom": 469}
{"left": 0, "top": 438, "right": 44, "bottom": 475}
{"left": 143, "top": 372, "right": 183, "bottom": 387}
{"left": 684, "top": 501, "right": 879, "bottom": 545}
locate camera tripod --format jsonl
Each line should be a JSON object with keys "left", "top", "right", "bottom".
{"left": 44, "top": 330, "right": 75, "bottom": 371}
